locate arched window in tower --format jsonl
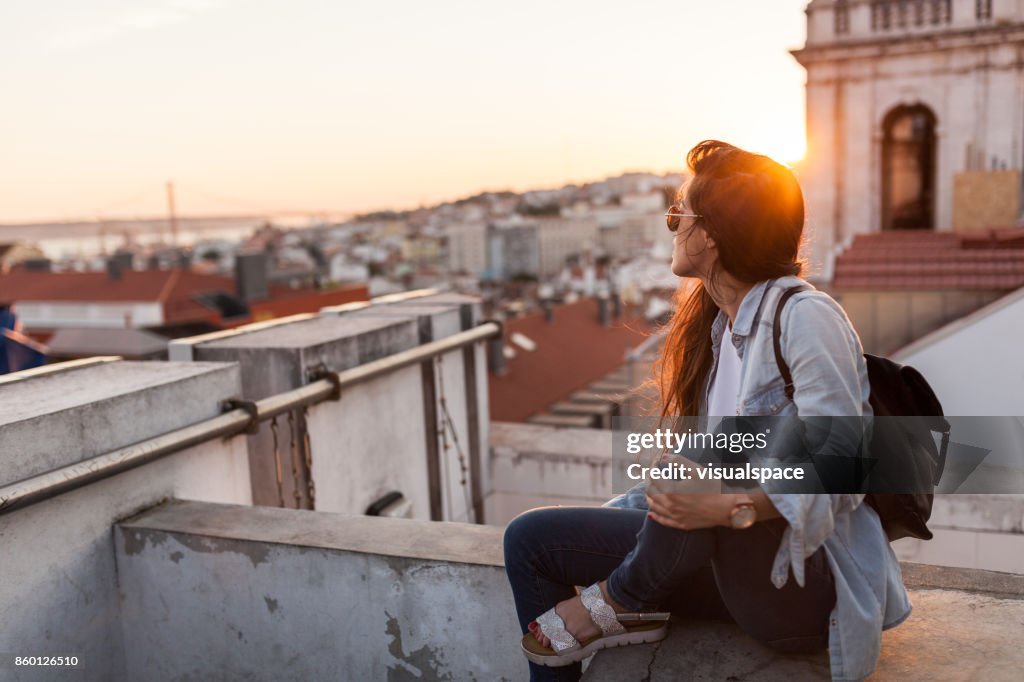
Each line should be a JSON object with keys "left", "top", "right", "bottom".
{"left": 835, "top": 0, "right": 851, "bottom": 34}
{"left": 881, "top": 105, "right": 937, "bottom": 231}
{"left": 976, "top": 0, "right": 993, "bottom": 20}
{"left": 897, "top": 0, "right": 909, "bottom": 27}
{"left": 930, "top": 0, "right": 952, "bottom": 24}
{"left": 913, "top": 0, "right": 926, "bottom": 26}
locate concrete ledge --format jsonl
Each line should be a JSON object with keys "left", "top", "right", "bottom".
{"left": 0, "top": 355, "right": 121, "bottom": 385}
{"left": 113, "top": 500, "right": 1024, "bottom": 682}
{"left": 901, "top": 561, "right": 1024, "bottom": 598}
{"left": 119, "top": 498, "right": 503, "bottom": 567}
{"left": 115, "top": 499, "right": 522, "bottom": 681}
{"left": 0, "top": 359, "right": 241, "bottom": 484}
{"left": 490, "top": 421, "right": 612, "bottom": 463}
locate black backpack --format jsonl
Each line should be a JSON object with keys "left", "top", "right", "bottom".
{"left": 772, "top": 285, "right": 950, "bottom": 541}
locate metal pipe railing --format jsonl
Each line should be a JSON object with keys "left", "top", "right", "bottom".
{"left": 0, "top": 321, "right": 501, "bottom": 516}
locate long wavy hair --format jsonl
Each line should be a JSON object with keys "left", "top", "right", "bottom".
{"left": 656, "top": 140, "right": 806, "bottom": 418}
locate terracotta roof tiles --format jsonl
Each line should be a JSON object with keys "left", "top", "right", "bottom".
{"left": 488, "top": 299, "right": 654, "bottom": 423}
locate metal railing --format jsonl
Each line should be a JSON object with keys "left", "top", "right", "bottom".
{"left": 0, "top": 321, "right": 501, "bottom": 516}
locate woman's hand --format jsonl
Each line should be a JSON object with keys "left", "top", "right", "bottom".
{"left": 645, "top": 491, "right": 743, "bottom": 530}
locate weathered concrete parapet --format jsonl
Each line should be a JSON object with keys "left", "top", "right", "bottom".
{"left": 0, "top": 360, "right": 251, "bottom": 682}
{"left": 0, "top": 359, "right": 241, "bottom": 483}
{"left": 115, "top": 499, "right": 524, "bottom": 681}
{"left": 328, "top": 292, "right": 491, "bottom": 523}
{"left": 171, "top": 290, "right": 491, "bottom": 524}
{"left": 112, "top": 497, "right": 1024, "bottom": 682}
{"left": 171, "top": 310, "right": 421, "bottom": 511}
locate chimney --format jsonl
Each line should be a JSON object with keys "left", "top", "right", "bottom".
{"left": 487, "top": 312, "right": 508, "bottom": 375}
{"left": 538, "top": 283, "right": 554, "bottom": 323}
{"left": 22, "top": 258, "right": 51, "bottom": 272}
{"left": 598, "top": 292, "right": 610, "bottom": 327}
{"left": 235, "top": 251, "right": 270, "bottom": 302}
{"left": 107, "top": 251, "right": 133, "bottom": 280}
{"left": 487, "top": 334, "right": 507, "bottom": 375}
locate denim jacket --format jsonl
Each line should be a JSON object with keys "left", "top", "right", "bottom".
{"left": 607, "top": 275, "right": 911, "bottom": 681}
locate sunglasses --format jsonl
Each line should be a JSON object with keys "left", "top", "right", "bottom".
{"left": 665, "top": 205, "right": 703, "bottom": 232}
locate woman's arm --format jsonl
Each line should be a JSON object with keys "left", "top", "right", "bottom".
{"left": 646, "top": 489, "right": 780, "bottom": 530}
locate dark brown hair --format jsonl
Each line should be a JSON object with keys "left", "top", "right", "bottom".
{"left": 656, "top": 140, "right": 806, "bottom": 417}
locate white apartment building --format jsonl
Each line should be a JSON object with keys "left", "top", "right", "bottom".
{"left": 536, "top": 216, "right": 599, "bottom": 277}
{"left": 445, "top": 221, "right": 488, "bottom": 276}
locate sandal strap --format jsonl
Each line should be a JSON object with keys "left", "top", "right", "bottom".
{"left": 615, "top": 612, "right": 671, "bottom": 622}
{"left": 535, "top": 608, "right": 579, "bottom": 653}
{"left": 580, "top": 584, "right": 626, "bottom": 636}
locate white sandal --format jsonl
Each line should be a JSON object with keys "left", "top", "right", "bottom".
{"left": 521, "top": 583, "right": 670, "bottom": 667}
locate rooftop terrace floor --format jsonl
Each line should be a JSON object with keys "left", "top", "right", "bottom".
{"left": 584, "top": 566, "right": 1024, "bottom": 681}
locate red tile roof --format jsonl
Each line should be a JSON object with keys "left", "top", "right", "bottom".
{"left": 247, "top": 284, "right": 368, "bottom": 321}
{"left": 833, "top": 230, "right": 1024, "bottom": 290}
{"left": 488, "top": 299, "right": 654, "bottom": 423}
{"left": 0, "top": 269, "right": 369, "bottom": 329}
{"left": 0, "top": 269, "right": 233, "bottom": 304}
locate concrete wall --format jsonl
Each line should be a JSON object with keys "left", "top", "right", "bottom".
{"left": 0, "top": 360, "right": 251, "bottom": 682}
{"left": 182, "top": 314, "right": 421, "bottom": 510}
{"left": 114, "top": 499, "right": 524, "bottom": 682}
{"left": 834, "top": 288, "right": 1004, "bottom": 354}
{"left": 888, "top": 290, "right": 1024, "bottom": 573}
{"left": 170, "top": 291, "right": 491, "bottom": 524}
{"left": 487, "top": 421, "right": 613, "bottom": 525}
{"left": 893, "top": 495, "right": 1024, "bottom": 574}
{"left": 893, "top": 286, "right": 1024, "bottom": 415}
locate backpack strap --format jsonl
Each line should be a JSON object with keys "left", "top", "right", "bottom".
{"left": 772, "top": 284, "right": 811, "bottom": 401}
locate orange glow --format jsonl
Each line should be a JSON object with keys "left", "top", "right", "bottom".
{"left": 0, "top": 1, "right": 810, "bottom": 223}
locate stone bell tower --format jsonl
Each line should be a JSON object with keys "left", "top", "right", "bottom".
{"left": 792, "top": 0, "right": 1024, "bottom": 279}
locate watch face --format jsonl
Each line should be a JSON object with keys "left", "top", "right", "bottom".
{"left": 731, "top": 504, "right": 757, "bottom": 529}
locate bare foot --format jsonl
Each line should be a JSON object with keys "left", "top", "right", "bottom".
{"left": 529, "top": 581, "right": 625, "bottom": 649}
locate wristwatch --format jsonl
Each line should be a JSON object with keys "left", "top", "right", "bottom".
{"left": 729, "top": 496, "right": 757, "bottom": 529}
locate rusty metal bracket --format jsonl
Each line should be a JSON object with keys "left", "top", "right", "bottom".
{"left": 221, "top": 398, "right": 260, "bottom": 435}
{"left": 306, "top": 364, "right": 342, "bottom": 401}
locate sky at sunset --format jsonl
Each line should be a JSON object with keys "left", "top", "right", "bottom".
{"left": 1, "top": 0, "right": 810, "bottom": 223}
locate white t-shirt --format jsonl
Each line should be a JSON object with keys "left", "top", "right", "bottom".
{"left": 707, "top": 322, "right": 741, "bottom": 418}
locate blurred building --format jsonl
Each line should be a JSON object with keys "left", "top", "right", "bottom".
{"left": 536, "top": 216, "right": 599, "bottom": 277}
{"left": 486, "top": 220, "right": 540, "bottom": 280}
{"left": 0, "top": 242, "right": 46, "bottom": 274}
{"left": 445, "top": 221, "right": 488, "bottom": 275}
{"left": 0, "top": 266, "right": 369, "bottom": 349}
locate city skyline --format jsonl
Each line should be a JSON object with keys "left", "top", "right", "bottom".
{"left": 1, "top": 0, "right": 809, "bottom": 224}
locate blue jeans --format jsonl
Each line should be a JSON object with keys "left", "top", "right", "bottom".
{"left": 503, "top": 507, "right": 836, "bottom": 682}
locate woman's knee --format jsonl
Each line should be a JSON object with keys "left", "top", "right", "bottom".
{"left": 503, "top": 507, "right": 560, "bottom": 564}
